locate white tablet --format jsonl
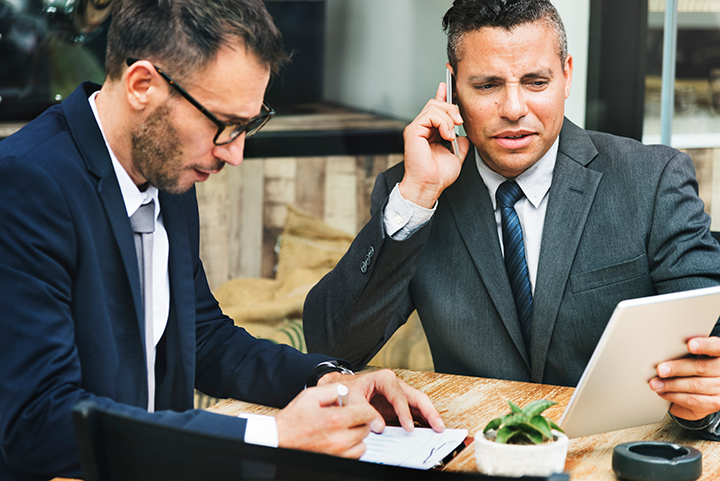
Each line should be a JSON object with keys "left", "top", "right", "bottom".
{"left": 559, "top": 285, "right": 720, "bottom": 439}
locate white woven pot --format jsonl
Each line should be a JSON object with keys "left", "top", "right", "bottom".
{"left": 475, "top": 429, "right": 568, "bottom": 477}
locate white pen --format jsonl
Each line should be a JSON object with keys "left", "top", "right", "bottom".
{"left": 337, "top": 383, "right": 349, "bottom": 407}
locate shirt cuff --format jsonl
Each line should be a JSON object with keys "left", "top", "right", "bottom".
{"left": 239, "top": 413, "right": 279, "bottom": 448}
{"left": 383, "top": 184, "right": 436, "bottom": 240}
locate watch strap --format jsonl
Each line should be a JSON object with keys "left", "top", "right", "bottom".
{"left": 306, "top": 360, "right": 354, "bottom": 387}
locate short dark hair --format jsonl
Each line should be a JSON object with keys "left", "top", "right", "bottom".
{"left": 105, "top": 0, "right": 288, "bottom": 84}
{"left": 442, "top": 0, "right": 567, "bottom": 73}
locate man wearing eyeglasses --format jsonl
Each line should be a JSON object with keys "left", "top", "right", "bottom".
{"left": 0, "top": 1, "right": 443, "bottom": 479}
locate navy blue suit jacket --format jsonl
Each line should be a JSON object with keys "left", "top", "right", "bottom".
{"left": 0, "top": 82, "right": 330, "bottom": 480}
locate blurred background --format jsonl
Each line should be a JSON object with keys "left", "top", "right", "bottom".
{"left": 2, "top": 0, "right": 719, "bottom": 376}
{"left": 1, "top": 0, "right": 719, "bottom": 281}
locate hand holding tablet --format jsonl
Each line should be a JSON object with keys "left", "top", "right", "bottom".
{"left": 560, "top": 286, "right": 720, "bottom": 438}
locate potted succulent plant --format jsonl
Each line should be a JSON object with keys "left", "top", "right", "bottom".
{"left": 475, "top": 400, "right": 568, "bottom": 477}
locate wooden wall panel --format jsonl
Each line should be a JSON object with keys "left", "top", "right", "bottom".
{"left": 196, "top": 168, "right": 231, "bottom": 291}
{"left": 197, "top": 153, "right": 404, "bottom": 290}
{"left": 355, "top": 155, "right": 386, "bottom": 229}
{"left": 294, "top": 157, "right": 327, "bottom": 220}
{"left": 237, "top": 160, "right": 264, "bottom": 280}
{"left": 262, "top": 158, "right": 297, "bottom": 278}
{"left": 324, "top": 157, "right": 358, "bottom": 236}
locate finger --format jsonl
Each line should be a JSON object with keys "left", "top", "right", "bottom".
{"left": 436, "top": 82, "right": 464, "bottom": 126}
{"left": 305, "top": 383, "right": 352, "bottom": 408}
{"left": 316, "top": 420, "right": 371, "bottom": 458}
{"left": 688, "top": 336, "right": 720, "bottom": 357}
{"left": 411, "top": 94, "right": 462, "bottom": 131}
{"left": 348, "top": 370, "right": 415, "bottom": 431}
{"left": 370, "top": 415, "right": 386, "bottom": 434}
{"left": 427, "top": 101, "right": 464, "bottom": 137}
{"left": 659, "top": 392, "right": 720, "bottom": 421}
{"left": 435, "top": 82, "right": 446, "bottom": 102}
{"left": 370, "top": 370, "right": 415, "bottom": 432}
{"left": 337, "top": 440, "right": 368, "bottom": 460}
{"left": 657, "top": 354, "right": 720, "bottom": 379}
{"left": 407, "top": 103, "right": 461, "bottom": 145}
{"left": 339, "top": 404, "right": 380, "bottom": 429}
{"left": 401, "top": 384, "right": 445, "bottom": 433}
{"left": 650, "top": 375, "right": 720, "bottom": 395}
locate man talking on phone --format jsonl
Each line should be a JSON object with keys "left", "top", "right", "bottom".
{"left": 304, "top": 0, "right": 720, "bottom": 439}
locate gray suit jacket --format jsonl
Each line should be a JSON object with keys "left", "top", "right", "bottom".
{"left": 304, "top": 119, "right": 720, "bottom": 387}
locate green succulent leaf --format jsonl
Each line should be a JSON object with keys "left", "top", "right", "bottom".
{"left": 484, "top": 399, "right": 562, "bottom": 443}
{"left": 496, "top": 426, "right": 523, "bottom": 444}
{"left": 502, "top": 412, "right": 528, "bottom": 427}
{"left": 529, "top": 415, "right": 553, "bottom": 440}
{"left": 508, "top": 400, "right": 523, "bottom": 414}
{"left": 519, "top": 426, "right": 545, "bottom": 444}
{"left": 523, "top": 399, "right": 558, "bottom": 418}
{"left": 484, "top": 417, "right": 502, "bottom": 433}
{"left": 547, "top": 418, "right": 564, "bottom": 433}
{"left": 518, "top": 421, "right": 544, "bottom": 436}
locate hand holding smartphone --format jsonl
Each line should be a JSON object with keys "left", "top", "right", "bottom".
{"left": 446, "top": 68, "right": 460, "bottom": 157}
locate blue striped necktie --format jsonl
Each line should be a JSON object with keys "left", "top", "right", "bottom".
{"left": 496, "top": 180, "right": 533, "bottom": 352}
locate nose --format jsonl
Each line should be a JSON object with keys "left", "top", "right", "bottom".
{"left": 213, "top": 134, "right": 246, "bottom": 167}
{"left": 497, "top": 83, "right": 528, "bottom": 122}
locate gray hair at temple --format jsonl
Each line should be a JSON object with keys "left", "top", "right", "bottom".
{"left": 105, "top": 0, "right": 288, "bottom": 84}
{"left": 442, "top": 0, "right": 568, "bottom": 73}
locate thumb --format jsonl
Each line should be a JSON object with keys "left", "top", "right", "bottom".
{"left": 305, "top": 383, "right": 347, "bottom": 407}
{"left": 456, "top": 136, "right": 471, "bottom": 160}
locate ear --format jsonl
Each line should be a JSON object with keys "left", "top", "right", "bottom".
{"left": 124, "top": 60, "right": 166, "bottom": 112}
{"left": 446, "top": 62, "right": 455, "bottom": 76}
{"left": 563, "top": 54, "right": 574, "bottom": 99}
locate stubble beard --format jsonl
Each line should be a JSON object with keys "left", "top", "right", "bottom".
{"left": 130, "top": 105, "right": 188, "bottom": 195}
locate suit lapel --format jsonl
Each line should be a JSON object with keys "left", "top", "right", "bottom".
{"left": 63, "top": 83, "right": 145, "bottom": 338}
{"left": 531, "top": 120, "right": 602, "bottom": 382}
{"left": 158, "top": 191, "right": 195, "bottom": 405}
{"left": 445, "top": 149, "right": 531, "bottom": 367}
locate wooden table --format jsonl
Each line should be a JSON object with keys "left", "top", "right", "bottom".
{"left": 207, "top": 368, "right": 720, "bottom": 480}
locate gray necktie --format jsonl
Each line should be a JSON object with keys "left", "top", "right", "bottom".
{"left": 130, "top": 200, "right": 156, "bottom": 412}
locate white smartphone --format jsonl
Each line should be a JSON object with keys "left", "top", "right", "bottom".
{"left": 446, "top": 67, "right": 460, "bottom": 157}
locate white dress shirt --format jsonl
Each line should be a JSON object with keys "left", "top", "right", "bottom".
{"left": 87, "top": 92, "right": 277, "bottom": 446}
{"left": 89, "top": 93, "right": 171, "bottom": 412}
{"left": 384, "top": 138, "right": 559, "bottom": 293}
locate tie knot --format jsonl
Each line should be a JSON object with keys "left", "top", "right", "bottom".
{"left": 130, "top": 200, "right": 155, "bottom": 234}
{"left": 496, "top": 180, "right": 524, "bottom": 208}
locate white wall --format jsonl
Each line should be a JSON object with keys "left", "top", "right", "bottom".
{"left": 324, "top": 0, "right": 590, "bottom": 128}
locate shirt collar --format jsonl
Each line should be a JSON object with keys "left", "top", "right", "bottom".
{"left": 88, "top": 91, "right": 160, "bottom": 219}
{"left": 476, "top": 136, "right": 559, "bottom": 210}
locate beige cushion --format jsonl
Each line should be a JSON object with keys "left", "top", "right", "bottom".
{"left": 213, "top": 204, "right": 434, "bottom": 369}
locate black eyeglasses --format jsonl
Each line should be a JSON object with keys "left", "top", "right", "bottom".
{"left": 126, "top": 58, "right": 274, "bottom": 145}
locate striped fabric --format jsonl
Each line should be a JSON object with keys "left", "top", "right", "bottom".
{"left": 496, "top": 180, "right": 533, "bottom": 353}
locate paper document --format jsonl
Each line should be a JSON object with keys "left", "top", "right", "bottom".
{"left": 359, "top": 427, "right": 468, "bottom": 470}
